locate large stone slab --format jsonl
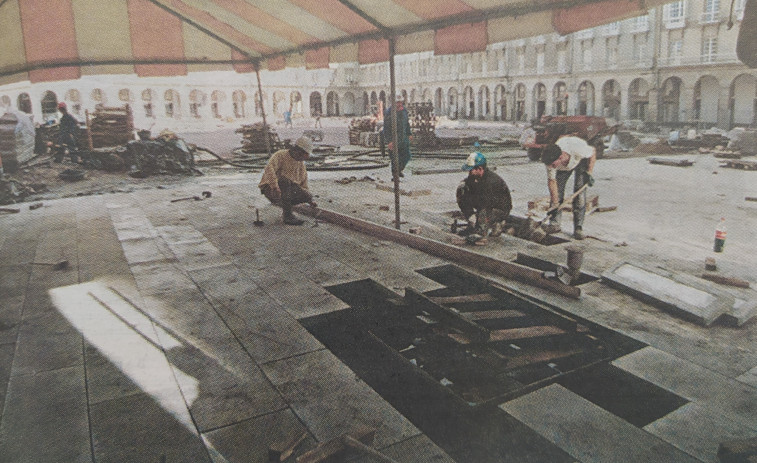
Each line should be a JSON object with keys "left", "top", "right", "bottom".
{"left": 644, "top": 402, "right": 757, "bottom": 462}
{"left": 0, "top": 365, "right": 91, "bottom": 463}
{"left": 601, "top": 262, "right": 734, "bottom": 326}
{"left": 613, "top": 347, "right": 757, "bottom": 429}
{"left": 500, "top": 383, "right": 700, "bottom": 463}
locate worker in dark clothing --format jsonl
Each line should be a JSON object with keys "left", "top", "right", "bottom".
{"left": 258, "top": 136, "right": 317, "bottom": 225}
{"left": 381, "top": 99, "right": 411, "bottom": 178}
{"left": 55, "top": 101, "right": 80, "bottom": 163}
{"left": 456, "top": 152, "right": 513, "bottom": 238}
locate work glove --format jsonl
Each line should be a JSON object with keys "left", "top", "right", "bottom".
{"left": 586, "top": 174, "right": 595, "bottom": 187}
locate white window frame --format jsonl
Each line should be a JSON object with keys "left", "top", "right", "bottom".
{"left": 664, "top": 0, "right": 687, "bottom": 28}
{"left": 701, "top": 0, "right": 720, "bottom": 23}
{"left": 701, "top": 37, "right": 717, "bottom": 63}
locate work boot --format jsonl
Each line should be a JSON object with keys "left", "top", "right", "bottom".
{"left": 283, "top": 213, "right": 304, "bottom": 226}
{"left": 573, "top": 227, "right": 585, "bottom": 240}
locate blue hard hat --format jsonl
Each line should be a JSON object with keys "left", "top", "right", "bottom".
{"left": 463, "top": 152, "right": 486, "bottom": 171}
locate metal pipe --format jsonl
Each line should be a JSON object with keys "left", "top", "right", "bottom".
{"left": 254, "top": 62, "right": 272, "bottom": 157}
{"left": 388, "top": 37, "right": 401, "bottom": 230}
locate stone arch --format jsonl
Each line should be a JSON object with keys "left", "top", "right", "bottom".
{"left": 64, "top": 89, "right": 82, "bottom": 116}
{"left": 189, "top": 89, "right": 207, "bottom": 118}
{"left": 422, "top": 88, "right": 432, "bottom": 104}
{"left": 447, "top": 87, "right": 458, "bottom": 119}
{"left": 730, "top": 74, "right": 757, "bottom": 127}
{"left": 463, "top": 86, "right": 474, "bottom": 119}
{"left": 343, "top": 92, "right": 356, "bottom": 116}
{"left": 309, "top": 91, "right": 322, "bottom": 117}
{"left": 693, "top": 75, "right": 719, "bottom": 126}
{"left": 553, "top": 82, "right": 568, "bottom": 116}
{"left": 362, "top": 91, "right": 370, "bottom": 115}
{"left": 477, "top": 85, "right": 490, "bottom": 119}
{"left": 378, "top": 90, "right": 386, "bottom": 109}
{"left": 660, "top": 76, "right": 683, "bottom": 123}
{"left": 141, "top": 89, "right": 155, "bottom": 118}
{"left": 118, "top": 88, "right": 132, "bottom": 103}
{"left": 211, "top": 90, "right": 225, "bottom": 119}
{"left": 326, "top": 91, "right": 340, "bottom": 116}
{"left": 577, "top": 80, "right": 595, "bottom": 116}
{"left": 164, "top": 89, "right": 181, "bottom": 119}
{"left": 400, "top": 89, "right": 408, "bottom": 102}
{"left": 434, "top": 87, "right": 443, "bottom": 115}
{"left": 629, "top": 78, "right": 650, "bottom": 120}
{"left": 273, "top": 91, "right": 286, "bottom": 116}
{"left": 41, "top": 90, "right": 58, "bottom": 121}
{"left": 290, "top": 91, "right": 302, "bottom": 115}
{"left": 533, "top": 83, "right": 547, "bottom": 119}
{"left": 232, "top": 90, "right": 246, "bottom": 118}
{"left": 1, "top": 95, "right": 10, "bottom": 109}
{"left": 253, "top": 90, "right": 266, "bottom": 117}
{"left": 515, "top": 83, "right": 527, "bottom": 121}
{"left": 602, "top": 80, "right": 621, "bottom": 120}
{"left": 91, "top": 88, "right": 107, "bottom": 106}
{"left": 494, "top": 84, "right": 507, "bottom": 121}
{"left": 17, "top": 93, "right": 32, "bottom": 114}
{"left": 409, "top": 88, "right": 416, "bottom": 104}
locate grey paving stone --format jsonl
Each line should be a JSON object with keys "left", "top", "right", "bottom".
{"left": 255, "top": 270, "right": 349, "bottom": 319}
{"left": 500, "top": 383, "right": 700, "bottom": 463}
{"left": 119, "top": 237, "right": 175, "bottom": 265}
{"left": 737, "top": 365, "right": 757, "bottom": 389}
{"left": 84, "top": 344, "right": 143, "bottom": 405}
{"left": 203, "top": 408, "right": 315, "bottom": 463}
{"left": 0, "top": 342, "right": 15, "bottom": 417}
{"left": 0, "top": 365, "right": 91, "bottom": 463}
{"left": 0, "top": 294, "right": 23, "bottom": 345}
{"left": 262, "top": 349, "right": 420, "bottom": 449}
{"left": 91, "top": 392, "right": 212, "bottom": 463}
{"left": 130, "top": 260, "right": 197, "bottom": 296}
{"left": 613, "top": 347, "right": 757, "bottom": 430}
{"left": 365, "top": 434, "right": 456, "bottom": 463}
{"left": 11, "top": 311, "right": 82, "bottom": 376}
{"left": 644, "top": 402, "right": 757, "bottom": 463}
{"left": 0, "top": 264, "right": 31, "bottom": 299}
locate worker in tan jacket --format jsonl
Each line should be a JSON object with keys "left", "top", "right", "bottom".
{"left": 259, "top": 136, "right": 317, "bottom": 225}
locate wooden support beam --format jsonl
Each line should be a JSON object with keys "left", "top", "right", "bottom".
{"left": 463, "top": 310, "right": 526, "bottom": 321}
{"left": 405, "top": 288, "right": 490, "bottom": 342}
{"left": 429, "top": 294, "right": 497, "bottom": 304}
{"left": 488, "top": 325, "right": 566, "bottom": 343}
{"left": 507, "top": 346, "right": 586, "bottom": 369}
{"left": 294, "top": 206, "right": 581, "bottom": 299}
{"left": 296, "top": 427, "right": 376, "bottom": 463}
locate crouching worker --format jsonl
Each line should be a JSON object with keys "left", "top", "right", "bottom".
{"left": 259, "top": 136, "right": 318, "bottom": 225}
{"left": 456, "top": 152, "right": 513, "bottom": 239}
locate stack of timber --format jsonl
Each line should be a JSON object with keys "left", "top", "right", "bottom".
{"left": 408, "top": 102, "right": 438, "bottom": 149}
{"left": 348, "top": 117, "right": 377, "bottom": 146}
{"left": 235, "top": 122, "right": 282, "bottom": 153}
{"left": 88, "top": 105, "right": 135, "bottom": 148}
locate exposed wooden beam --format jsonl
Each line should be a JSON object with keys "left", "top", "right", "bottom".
{"left": 294, "top": 205, "right": 582, "bottom": 299}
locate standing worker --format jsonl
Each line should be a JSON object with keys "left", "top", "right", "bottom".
{"left": 55, "top": 102, "right": 80, "bottom": 163}
{"left": 456, "top": 152, "right": 513, "bottom": 239}
{"left": 258, "top": 136, "right": 317, "bottom": 225}
{"left": 540, "top": 136, "right": 596, "bottom": 240}
{"left": 381, "top": 99, "right": 411, "bottom": 178}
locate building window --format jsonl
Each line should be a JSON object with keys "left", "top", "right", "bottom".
{"left": 701, "top": 37, "right": 717, "bottom": 63}
{"left": 536, "top": 48, "right": 545, "bottom": 74}
{"left": 664, "top": 0, "right": 686, "bottom": 27}
{"left": 633, "top": 35, "right": 648, "bottom": 66}
{"left": 630, "top": 15, "right": 650, "bottom": 33}
{"left": 516, "top": 48, "right": 525, "bottom": 74}
{"left": 557, "top": 47, "right": 568, "bottom": 73}
{"left": 581, "top": 40, "right": 593, "bottom": 70}
{"left": 669, "top": 39, "right": 683, "bottom": 65}
{"left": 606, "top": 38, "right": 618, "bottom": 68}
{"left": 702, "top": 0, "right": 720, "bottom": 22}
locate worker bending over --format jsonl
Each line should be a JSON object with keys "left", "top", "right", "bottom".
{"left": 55, "top": 102, "right": 80, "bottom": 163}
{"left": 456, "top": 152, "right": 512, "bottom": 238}
{"left": 259, "top": 136, "right": 317, "bottom": 225}
{"left": 541, "top": 136, "right": 596, "bottom": 240}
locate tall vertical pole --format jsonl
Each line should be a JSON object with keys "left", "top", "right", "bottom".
{"left": 388, "top": 37, "right": 401, "bottom": 230}
{"left": 254, "top": 61, "right": 272, "bottom": 157}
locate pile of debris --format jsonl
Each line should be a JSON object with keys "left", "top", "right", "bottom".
{"left": 408, "top": 102, "right": 437, "bottom": 149}
{"left": 0, "top": 177, "right": 43, "bottom": 205}
{"left": 348, "top": 117, "right": 378, "bottom": 146}
{"left": 88, "top": 105, "right": 135, "bottom": 148}
{"left": 0, "top": 111, "right": 35, "bottom": 173}
{"left": 120, "top": 135, "right": 197, "bottom": 178}
{"left": 235, "top": 122, "right": 283, "bottom": 153}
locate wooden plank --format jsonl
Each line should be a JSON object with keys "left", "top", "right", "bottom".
{"left": 376, "top": 184, "right": 431, "bottom": 197}
{"left": 429, "top": 293, "right": 497, "bottom": 304}
{"left": 405, "top": 288, "right": 490, "bottom": 342}
{"left": 700, "top": 273, "right": 750, "bottom": 288}
{"left": 293, "top": 206, "right": 581, "bottom": 299}
{"left": 507, "top": 346, "right": 587, "bottom": 369}
{"left": 488, "top": 325, "right": 566, "bottom": 342}
{"left": 463, "top": 310, "right": 526, "bottom": 321}
{"left": 296, "top": 427, "right": 376, "bottom": 463}
{"left": 648, "top": 157, "right": 694, "bottom": 167}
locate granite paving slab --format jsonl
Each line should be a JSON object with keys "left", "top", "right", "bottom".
{"left": 613, "top": 347, "right": 757, "bottom": 429}
{"left": 11, "top": 310, "right": 83, "bottom": 376}
{"left": 262, "top": 349, "right": 421, "bottom": 450}
{"left": 0, "top": 365, "right": 91, "bottom": 463}
{"left": 500, "top": 383, "right": 700, "bottom": 463}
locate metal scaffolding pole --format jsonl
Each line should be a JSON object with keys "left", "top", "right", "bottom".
{"left": 254, "top": 62, "right": 272, "bottom": 157}
{"left": 388, "top": 37, "right": 401, "bottom": 230}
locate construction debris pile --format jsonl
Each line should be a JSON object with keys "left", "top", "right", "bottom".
{"left": 0, "top": 177, "right": 42, "bottom": 205}
{"left": 88, "top": 105, "right": 135, "bottom": 148}
{"left": 121, "top": 137, "right": 197, "bottom": 178}
{"left": 235, "top": 122, "right": 283, "bottom": 153}
{"left": 408, "top": 102, "right": 437, "bottom": 149}
{"left": 0, "top": 111, "right": 35, "bottom": 173}
{"left": 348, "top": 117, "right": 378, "bottom": 146}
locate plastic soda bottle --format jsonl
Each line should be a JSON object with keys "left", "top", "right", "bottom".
{"left": 713, "top": 217, "right": 727, "bottom": 253}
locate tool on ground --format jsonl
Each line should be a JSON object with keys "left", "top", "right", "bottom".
{"left": 536, "top": 183, "right": 589, "bottom": 230}
{"left": 30, "top": 260, "right": 70, "bottom": 270}
{"left": 0, "top": 207, "right": 21, "bottom": 214}
{"left": 296, "top": 427, "right": 395, "bottom": 463}
{"left": 268, "top": 431, "right": 308, "bottom": 462}
{"left": 29, "top": 202, "right": 43, "bottom": 210}
{"left": 201, "top": 191, "right": 212, "bottom": 198}
{"left": 170, "top": 195, "right": 201, "bottom": 203}
{"left": 253, "top": 208, "right": 265, "bottom": 226}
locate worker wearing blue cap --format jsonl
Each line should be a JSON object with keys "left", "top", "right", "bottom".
{"left": 456, "top": 152, "right": 512, "bottom": 238}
